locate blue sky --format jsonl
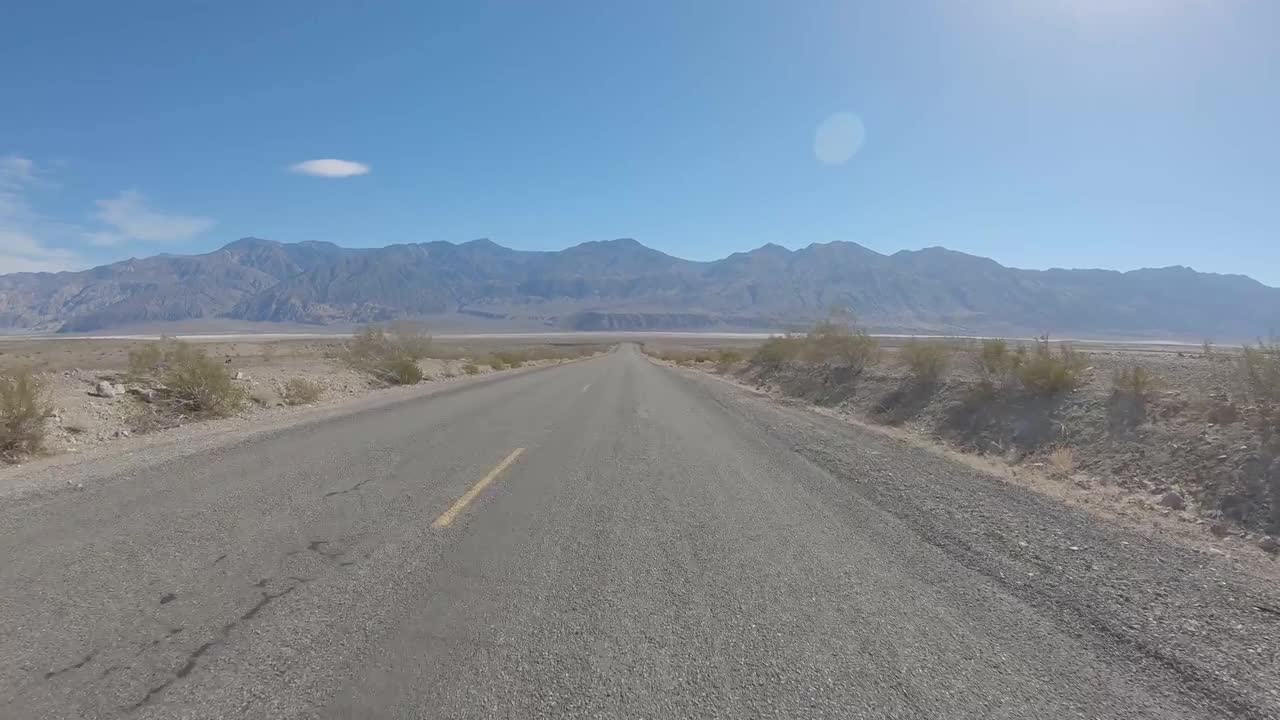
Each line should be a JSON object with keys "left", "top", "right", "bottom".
{"left": 2, "top": 1, "right": 1277, "bottom": 284}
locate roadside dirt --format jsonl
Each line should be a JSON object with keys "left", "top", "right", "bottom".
{"left": 670, "top": 362, "right": 1280, "bottom": 718}
{"left": 0, "top": 337, "right": 600, "bottom": 500}
{"left": 652, "top": 344, "right": 1280, "bottom": 555}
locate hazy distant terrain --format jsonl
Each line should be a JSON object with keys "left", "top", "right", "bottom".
{"left": 1, "top": 237, "right": 1276, "bottom": 339}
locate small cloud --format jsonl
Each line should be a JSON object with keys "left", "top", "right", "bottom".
{"left": 289, "top": 158, "right": 371, "bottom": 178}
{"left": 0, "top": 155, "right": 215, "bottom": 274}
{"left": 91, "top": 190, "right": 215, "bottom": 245}
{"left": 0, "top": 155, "right": 85, "bottom": 273}
{"left": 0, "top": 229, "right": 82, "bottom": 274}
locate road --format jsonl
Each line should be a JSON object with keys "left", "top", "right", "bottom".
{"left": 2, "top": 345, "right": 1277, "bottom": 718}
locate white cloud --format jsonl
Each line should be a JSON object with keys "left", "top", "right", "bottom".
{"left": 0, "top": 229, "right": 82, "bottom": 273}
{"left": 0, "top": 155, "right": 85, "bottom": 274}
{"left": 0, "top": 155, "right": 217, "bottom": 274}
{"left": 89, "top": 190, "right": 215, "bottom": 246}
{"left": 289, "top": 158, "right": 371, "bottom": 178}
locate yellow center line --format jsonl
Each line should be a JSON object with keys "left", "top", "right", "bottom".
{"left": 432, "top": 448, "right": 526, "bottom": 529}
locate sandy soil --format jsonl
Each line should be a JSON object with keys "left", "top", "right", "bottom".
{"left": 0, "top": 337, "right": 603, "bottom": 483}
{"left": 647, "top": 340, "right": 1280, "bottom": 551}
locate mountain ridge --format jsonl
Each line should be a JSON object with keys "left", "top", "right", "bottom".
{"left": 0, "top": 237, "right": 1275, "bottom": 339}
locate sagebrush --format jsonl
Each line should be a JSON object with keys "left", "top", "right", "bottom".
{"left": 899, "top": 340, "right": 952, "bottom": 383}
{"left": 124, "top": 340, "right": 247, "bottom": 418}
{"left": 0, "top": 369, "right": 51, "bottom": 462}
{"left": 1241, "top": 340, "right": 1280, "bottom": 406}
{"left": 751, "top": 321, "right": 879, "bottom": 372}
{"left": 162, "top": 342, "right": 247, "bottom": 417}
{"left": 714, "top": 349, "right": 744, "bottom": 372}
{"left": 1017, "top": 337, "right": 1087, "bottom": 395}
{"left": 282, "top": 377, "right": 324, "bottom": 406}
{"left": 344, "top": 324, "right": 430, "bottom": 385}
{"left": 1113, "top": 364, "right": 1159, "bottom": 401}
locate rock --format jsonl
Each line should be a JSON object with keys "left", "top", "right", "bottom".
{"left": 1259, "top": 536, "right": 1280, "bottom": 554}
{"left": 92, "top": 381, "right": 117, "bottom": 398}
{"left": 1209, "top": 522, "right": 1231, "bottom": 538}
{"left": 1205, "top": 402, "right": 1238, "bottom": 425}
{"left": 113, "top": 383, "right": 126, "bottom": 395}
{"left": 1158, "top": 491, "right": 1186, "bottom": 510}
{"left": 234, "top": 371, "right": 248, "bottom": 381}
{"left": 249, "top": 387, "right": 283, "bottom": 408}
{"left": 60, "top": 413, "right": 92, "bottom": 434}
{"left": 128, "top": 387, "right": 158, "bottom": 403}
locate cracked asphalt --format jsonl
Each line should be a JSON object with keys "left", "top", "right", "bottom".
{"left": 3, "top": 345, "right": 1278, "bottom": 718}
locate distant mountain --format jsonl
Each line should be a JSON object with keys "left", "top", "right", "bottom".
{"left": 0, "top": 237, "right": 1276, "bottom": 340}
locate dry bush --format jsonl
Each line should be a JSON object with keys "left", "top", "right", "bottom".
{"left": 1017, "top": 337, "right": 1087, "bottom": 396}
{"left": 977, "top": 339, "right": 1022, "bottom": 380}
{"left": 752, "top": 322, "right": 880, "bottom": 372}
{"left": 462, "top": 362, "right": 481, "bottom": 375}
{"left": 344, "top": 324, "right": 431, "bottom": 385}
{"left": 1047, "top": 446, "right": 1075, "bottom": 478}
{"left": 800, "top": 321, "right": 880, "bottom": 370}
{"left": 281, "top": 377, "right": 324, "bottom": 406}
{"left": 714, "top": 348, "right": 744, "bottom": 372}
{"left": 123, "top": 340, "right": 247, "bottom": 418}
{"left": 646, "top": 347, "right": 714, "bottom": 365}
{"left": 1, "top": 369, "right": 51, "bottom": 462}
{"left": 493, "top": 350, "right": 529, "bottom": 368}
{"left": 1112, "top": 364, "right": 1159, "bottom": 401}
{"left": 127, "top": 342, "right": 167, "bottom": 381}
{"left": 163, "top": 343, "right": 247, "bottom": 417}
{"left": 899, "top": 340, "right": 952, "bottom": 383}
{"left": 752, "top": 335, "right": 805, "bottom": 366}
{"left": 127, "top": 403, "right": 181, "bottom": 435}
{"left": 1241, "top": 340, "right": 1280, "bottom": 406}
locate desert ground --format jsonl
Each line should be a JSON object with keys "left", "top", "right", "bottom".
{"left": 643, "top": 334, "right": 1280, "bottom": 553}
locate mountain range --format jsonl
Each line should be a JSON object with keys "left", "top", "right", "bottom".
{"left": 0, "top": 237, "right": 1276, "bottom": 339}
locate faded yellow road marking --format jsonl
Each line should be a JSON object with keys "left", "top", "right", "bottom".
{"left": 432, "top": 448, "right": 526, "bottom": 529}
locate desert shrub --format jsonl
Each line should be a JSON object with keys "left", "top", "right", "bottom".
{"left": 977, "top": 339, "right": 1024, "bottom": 383}
{"left": 344, "top": 324, "right": 431, "bottom": 385}
{"left": 752, "top": 335, "right": 804, "bottom": 366}
{"left": 800, "top": 321, "right": 880, "bottom": 369}
{"left": 0, "top": 369, "right": 51, "bottom": 461}
{"left": 127, "top": 403, "right": 180, "bottom": 435}
{"left": 461, "top": 363, "right": 481, "bottom": 375}
{"left": 1017, "top": 337, "right": 1087, "bottom": 396}
{"left": 750, "top": 322, "right": 880, "bottom": 372}
{"left": 1112, "top": 364, "right": 1159, "bottom": 401}
{"left": 281, "top": 377, "right": 324, "bottom": 406}
{"left": 1047, "top": 446, "right": 1075, "bottom": 478}
{"left": 385, "top": 356, "right": 425, "bottom": 384}
{"left": 127, "top": 342, "right": 167, "bottom": 380}
{"left": 163, "top": 342, "right": 247, "bottom": 417}
{"left": 485, "top": 355, "right": 506, "bottom": 370}
{"left": 1241, "top": 340, "right": 1280, "bottom": 407}
{"left": 493, "top": 350, "right": 529, "bottom": 368}
{"left": 899, "top": 340, "right": 951, "bottom": 383}
{"left": 715, "top": 349, "right": 744, "bottom": 372}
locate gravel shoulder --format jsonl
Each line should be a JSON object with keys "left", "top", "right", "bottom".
{"left": 668, "top": 361, "right": 1280, "bottom": 718}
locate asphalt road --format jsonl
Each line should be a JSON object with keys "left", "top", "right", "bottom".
{"left": 3, "top": 345, "right": 1277, "bottom": 719}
